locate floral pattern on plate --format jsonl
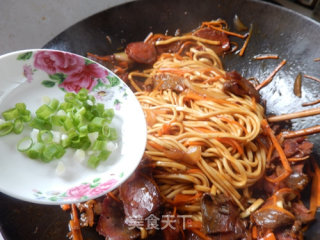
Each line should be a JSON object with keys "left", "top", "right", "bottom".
{"left": 17, "top": 50, "right": 128, "bottom": 110}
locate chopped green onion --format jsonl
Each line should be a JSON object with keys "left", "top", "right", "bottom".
{"left": 88, "top": 155, "right": 100, "bottom": 168}
{"left": 2, "top": 108, "right": 19, "bottom": 121}
{"left": 0, "top": 121, "right": 14, "bottom": 136}
{"left": 27, "top": 142, "right": 45, "bottom": 159}
{"left": 17, "top": 137, "right": 33, "bottom": 152}
{"left": 38, "top": 130, "right": 53, "bottom": 143}
{"left": 1, "top": 88, "right": 118, "bottom": 168}
{"left": 13, "top": 119, "right": 24, "bottom": 134}
{"left": 36, "top": 104, "right": 55, "bottom": 119}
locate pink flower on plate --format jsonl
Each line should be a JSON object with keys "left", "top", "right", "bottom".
{"left": 34, "top": 50, "right": 84, "bottom": 75}
{"left": 88, "top": 179, "right": 117, "bottom": 197}
{"left": 59, "top": 63, "right": 109, "bottom": 93}
{"left": 66, "top": 183, "right": 91, "bottom": 199}
{"left": 23, "top": 64, "right": 33, "bottom": 82}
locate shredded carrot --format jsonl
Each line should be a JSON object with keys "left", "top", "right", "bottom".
{"left": 61, "top": 204, "right": 71, "bottom": 211}
{"left": 172, "top": 192, "right": 202, "bottom": 205}
{"left": 239, "top": 24, "right": 253, "bottom": 56}
{"left": 266, "top": 144, "right": 275, "bottom": 163}
{"left": 253, "top": 54, "right": 279, "bottom": 60}
{"left": 87, "top": 52, "right": 111, "bottom": 61}
{"left": 255, "top": 59, "right": 287, "bottom": 91}
{"left": 304, "top": 74, "right": 320, "bottom": 83}
{"left": 261, "top": 232, "right": 276, "bottom": 240}
{"left": 186, "top": 220, "right": 202, "bottom": 229}
{"left": 147, "top": 140, "right": 165, "bottom": 151}
{"left": 201, "top": 22, "right": 246, "bottom": 39}
{"left": 158, "top": 123, "right": 171, "bottom": 136}
{"left": 70, "top": 204, "right": 83, "bottom": 240}
{"left": 310, "top": 159, "right": 320, "bottom": 215}
{"left": 219, "top": 116, "right": 248, "bottom": 134}
{"left": 262, "top": 120, "right": 292, "bottom": 183}
{"left": 287, "top": 155, "right": 310, "bottom": 162}
{"left": 186, "top": 168, "right": 203, "bottom": 174}
{"left": 252, "top": 226, "right": 258, "bottom": 239}
{"left": 108, "top": 192, "right": 121, "bottom": 202}
{"left": 189, "top": 228, "right": 211, "bottom": 240}
{"left": 216, "top": 137, "right": 244, "bottom": 155}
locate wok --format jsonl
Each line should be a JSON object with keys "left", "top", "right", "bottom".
{"left": 1, "top": 0, "right": 320, "bottom": 239}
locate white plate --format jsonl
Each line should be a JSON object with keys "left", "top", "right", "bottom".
{"left": 0, "top": 49, "right": 146, "bottom": 204}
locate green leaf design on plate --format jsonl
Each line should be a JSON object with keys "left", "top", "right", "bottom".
{"left": 119, "top": 172, "right": 124, "bottom": 178}
{"left": 42, "top": 80, "right": 56, "bottom": 88}
{"left": 108, "top": 76, "right": 120, "bottom": 87}
{"left": 17, "top": 52, "right": 32, "bottom": 60}
{"left": 114, "top": 99, "right": 121, "bottom": 105}
{"left": 49, "top": 196, "right": 57, "bottom": 201}
{"left": 49, "top": 73, "right": 66, "bottom": 83}
{"left": 90, "top": 183, "right": 100, "bottom": 188}
{"left": 93, "top": 178, "right": 101, "bottom": 183}
{"left": 85, "top": 59, "right": 95, "bottom": 65}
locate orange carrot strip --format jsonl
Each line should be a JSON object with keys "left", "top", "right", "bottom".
{"left": 108, "top": 192, "right": 121, "bottom": 203}
{"left": 256, "top": 59, "right": 287, "bottom": 91}
{"left": 186, "top": 169, "right": 203, "bottom": 174}
{"left": 239, "top": 24, "right": 253, "bottom": 56}
{"left": 287, "top": 155, "right": 310, "bottom": 162}
{"left": 261, "top": 232, "right": 276, "bottom": 240}
{"left": 219, "top": 116, "right": 248, "bottom": 134}
{"left": 266, "top": 144, "right": 274, "bottom": 163}
{"left": 158, "top": 123, "right": 171, "bottom": 136}
{"left": 262, "top": 120, "right": 292, "bottom": 182}
{"left": 252, "top": 226, "right": 258, "bottom": 239}
{"left": 253, "top": 54, "right": 279, "bottom": 60}
{"left": 304, "top": 74, "right": 320, "bottom": 83}
{"left": 70, "top": 204, "right": 83, "bottom": 240}
{"left": 311, "top": 159, "right": 320, "bottom": 208}
{"left": 201, "top": 23, "right": 246, "bottom": 39}
{"left": 186, "top": 220, "right": 203, "bottom": 229}
{"left": 173, "top": 193, "right": 202, "bottom": 205}
{"left": 189, "top": 228, "right": 211, "bottom": 240}
{"left": 61, "top": 204, "right": 71, "bottom": 211}
{"left": 314, "top": 58, "right": 320, "bottom": 62}
{"left": 87, "top": 52, "right": 111, "bottom": 61}
{"left": 216, "top": 137, "right": 244, "bottom": 155}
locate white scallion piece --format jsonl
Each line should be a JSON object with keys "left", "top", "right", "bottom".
{"left": 73, "top": 149, "right": 86, "bottom": 163}
{"left": 55, "top": 161, "right": 66, "bottom": 176}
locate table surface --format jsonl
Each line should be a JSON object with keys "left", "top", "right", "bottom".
{"left": 0, "top": 0, "right": 317, "bottom": 240}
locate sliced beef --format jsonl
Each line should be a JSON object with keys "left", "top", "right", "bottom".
{"left": 193, "top": 27, "right": 230, "bottom": 55}
{"left": 96, "top": 196, "right": 140, "bottom": 240}
{"left": 282, "top": 137, "right": 313, "bottom": 158}
{"left": 201, "top": 193, "right": 248, "bottom": 240}
{"left": 252, "top": 189, "right": 296, "bottom": 230}
{"left": 284, "top": 164, "right": 309, "bottom": 191}
{"left": 291, "top": 201, "right": 314, "bottom": 224}
{"left": 125, "top": 41, "right": 157, "bottom": 65}
{"left": 119, "top": 172, "right": 161, "bottom": 224}
{"left": 223, "top": 71, "right": 260, "bottom": 102}
{"left": 201, "top": 194, "right": 239, "bottom": 234}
